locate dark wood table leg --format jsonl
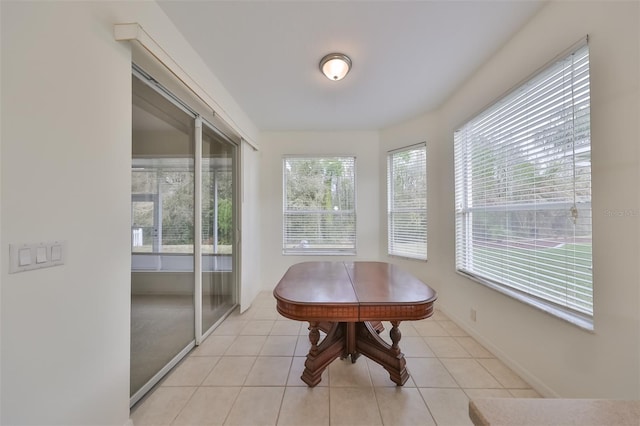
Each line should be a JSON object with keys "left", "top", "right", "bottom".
{"left": 301, "top": 321, "right": 346, "bottom": 387}
{"left": 301, "top": 320, "right": 408, "bottom": 386}
{"left": 355, "top": 320, "right": 409, "bottom": 386}
{"left": 345, "top": 322, "right": 360, "bottom": 363}
{"left": 389, "top": 320, "right": 402, "bottom": 355}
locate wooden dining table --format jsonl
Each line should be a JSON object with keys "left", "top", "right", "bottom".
{"left": 273, "top": 261, "right": 438, "bottom": 387}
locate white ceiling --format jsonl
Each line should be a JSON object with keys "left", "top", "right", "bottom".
{"left": 158, "top": 0, "right": 545, "bottom": 132}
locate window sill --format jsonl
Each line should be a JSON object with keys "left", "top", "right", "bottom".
{"left": 388, "top": 254, "right": 428, "bottom": 262}
{"left": 282, "top": 251, "right": 357, "bottom": 256}
{"left": 456, "top": 270, "right": 594, "bottom": 333}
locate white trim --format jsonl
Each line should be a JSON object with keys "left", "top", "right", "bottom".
{"left": 387, "top": 141, "right": 426, "bottom": 155}
{"left": 194, "top": 117, "right": 203, "bottom": 344}
{"left": 456, "top": 270, "right": 594, "bottom": 331}
{"left": 114, "top": 23, "right": 259, "bottom": 151}
{"left": 129, "top": 341, "right": 195, "bottom": 407}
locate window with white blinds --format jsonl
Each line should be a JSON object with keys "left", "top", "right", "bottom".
{"left": 283, "top": 156, "right": 356, "bottom": 255}
{"left": 454, "top": 40, "right": 593, "bottom": 325}
{"left": 387, "top": 143, "right": 427, "bottom": 260}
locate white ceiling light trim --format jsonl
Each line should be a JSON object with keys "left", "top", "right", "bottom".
{"left": 319, "top": 53, "right": 352, "bottom": 81}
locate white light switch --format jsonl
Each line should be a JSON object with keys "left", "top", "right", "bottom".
{"left": 36, "top": 246, "right": 48, "bottom": 263}
{"left": 51, "top": 245, "right": 62, "bottom": 261}
{"left": 18, "top": 248, "right": 32, "bottom": 266}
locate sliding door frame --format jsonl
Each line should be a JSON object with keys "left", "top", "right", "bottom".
{"left": 198, "top": 118, "right": 240, "bottom": 342}
{"left": 130, "top": 65, "right": 240, "bottom": 407}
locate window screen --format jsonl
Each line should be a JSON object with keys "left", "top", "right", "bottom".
{"left": 283, "top": 156, "right": 356, "bottom": 255}
{"left": 454, "top": 40, "right": 593, "bottom": 322}
{"left": 387, "top": 143, "right": 427, "bottom": 260}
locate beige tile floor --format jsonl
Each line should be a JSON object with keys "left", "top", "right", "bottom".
{"left": 131, "top": 291, "right": 540, "bottom": 425}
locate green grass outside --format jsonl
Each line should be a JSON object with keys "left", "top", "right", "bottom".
{"left": 470, "top": 243, "right": 593, "bottom": 313}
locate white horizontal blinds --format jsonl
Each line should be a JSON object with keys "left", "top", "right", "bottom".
{"left": 387, "top": 144, "right": 427, "bottom": 260}
{"left": 283, "top": 156, "right": 356, "bottom": 254}
{"left": 454, "top": 41, "right": 593, "bottom": 316}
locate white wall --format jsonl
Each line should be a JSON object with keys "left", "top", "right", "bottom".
{"left": 0, "top": 1, "right": 260, "bottom": 424}
{"left": 240, "top": 141, "right": 262, "bottom": 312}
{"left": 382, "top": 0, "right": 640, "bottom": 399}
{"left": 2, "top": 3, "right": 130, "bottom": 424}
{"left": 259, "top": 131, "right": 381, "bottom": 289}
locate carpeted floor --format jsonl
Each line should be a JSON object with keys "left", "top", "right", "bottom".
{"left": 131, "top": 293, "right": 234, "bottom": 396}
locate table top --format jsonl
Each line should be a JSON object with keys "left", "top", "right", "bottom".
{"left": 273, "top": 261, "right": 437, "bottom": 322}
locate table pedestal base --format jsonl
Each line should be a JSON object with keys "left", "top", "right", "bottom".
{"left": 301, "top": 321, "right": 409, "bottom": 387}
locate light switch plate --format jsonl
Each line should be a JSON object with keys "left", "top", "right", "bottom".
{"left": 10, "top": 241, "right": 66, "bottom": 273}
{"left": 18, "top": 248, "right": 32, "bottom": 266}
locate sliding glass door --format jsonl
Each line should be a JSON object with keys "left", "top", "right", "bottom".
{"left": 201, "top": 123, "right": 237, "bottom": 334}
{"left": 130, "top": 68, "right": 238, "bottom": 406}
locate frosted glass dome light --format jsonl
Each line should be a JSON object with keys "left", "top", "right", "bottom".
{"left": 319, "top": 53, "right": 352, "bottom": 81}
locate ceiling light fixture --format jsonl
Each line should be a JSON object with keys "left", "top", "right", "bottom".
{"left": 319, "top": 53, "right": 352, "bottom": 81}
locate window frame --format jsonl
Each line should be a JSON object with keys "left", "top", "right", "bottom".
{"left": 282, "top": 155, "right": 357, "bottom": 256}
{"left": 453, "top": 38, "right": 593, "bottom": 330}
{"left": 387, "top": 142, "right": 428, "bottom": 261}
